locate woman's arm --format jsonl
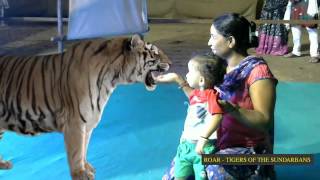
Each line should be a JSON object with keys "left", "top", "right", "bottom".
{"left": 219, "top": 79, "right": 276, "bottom": 132}
{"left": 155, "top": 73, "right": 194, "bottom": 97}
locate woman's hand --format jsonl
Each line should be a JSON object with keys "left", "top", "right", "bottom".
{"left": 218, "top": 100, "right": 238, "bottom": 113}
{"left": 155, "top": 73, "right": 181, "bottom": 83}
{"left": 195, "top": 139, "right": 207, "bottom": 155}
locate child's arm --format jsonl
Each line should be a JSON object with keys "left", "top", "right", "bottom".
{"left": 155, "top": 73, "right": 193, "bottom": 97}
{"left": 177, "top": 79, "right": 193, "bottom": 97}
{"left": 200, "top": 114, "right": 222, "bottom": 139}
{"left": 195, "top": 114, "right": 222, "bottom": 155}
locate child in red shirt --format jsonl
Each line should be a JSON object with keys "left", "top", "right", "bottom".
{"left": 156, "top": 54, "right": 225, "bottom": 180}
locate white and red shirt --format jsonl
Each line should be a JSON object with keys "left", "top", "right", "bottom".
{"left": 181, "top": 89, "right": 223, "bottom": 141}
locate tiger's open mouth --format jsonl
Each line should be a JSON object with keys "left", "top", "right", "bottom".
{"left": 145, "top": 63, "right": 170, "bottom": 91}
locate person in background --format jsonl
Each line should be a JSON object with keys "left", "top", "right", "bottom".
{"left": 283, "top": 0, "right": 320, "bottom": 63}
{"left": 256, "top": 0, "right": 289, "bottom": 56}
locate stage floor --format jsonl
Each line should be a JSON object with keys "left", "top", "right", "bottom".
{"left": 0, "top": 83, "right": 319, "bottom": 179}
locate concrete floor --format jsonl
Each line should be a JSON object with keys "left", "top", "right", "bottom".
{"left": 0, "top": 22, "right": 319, "bottom": 82}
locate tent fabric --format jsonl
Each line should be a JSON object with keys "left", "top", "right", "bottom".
{"left": 67, "top": 0, "right": 148, "bottom": 40}
{"left": 5, "top": 0, "right": 261, "bottom": 19}
{"left": 148, "top": 0, "right": 260, "bottom": 19}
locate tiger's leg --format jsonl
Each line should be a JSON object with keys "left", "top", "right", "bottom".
{"left": 64, "top": 122, "right": 94, "bottom": 180}
{"left": 84, "top": 129, "right": 95, "bottom": 174}
{"left": 0, "top": 157, "right": 12, "bottom": 169}
{"left": 0, "top": 129, "right": 12, "bottom": 169}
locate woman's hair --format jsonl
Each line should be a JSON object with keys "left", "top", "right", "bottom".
{"left": 191, "top": 54, "right": 226, "bottom": 87}
{"left": 213, "top": 13, "right": 258, "bottom": 51}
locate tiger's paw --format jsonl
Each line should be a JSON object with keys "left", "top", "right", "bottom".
{"left": 72, "top": 169, "right": 95, "bottom": 180}
{"left": 0, "top": 160, "right": 12, "bottom": 169}
{"left": 85, "top": 162, "right": 96, "bottom": 174}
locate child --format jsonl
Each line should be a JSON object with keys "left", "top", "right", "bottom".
{"left": 156, "top": 54, "right": 225, "bottom": 180}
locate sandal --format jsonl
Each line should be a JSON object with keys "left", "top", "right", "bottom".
{"left": 284, "top": 53, "right": 300, "bottom": 58}
{"left": 309, "top": 57, "right": 320, "bottom": 63}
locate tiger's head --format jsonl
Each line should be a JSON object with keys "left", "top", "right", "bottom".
{"left": 129, "top": 35, "right": 171, "bottom": 91}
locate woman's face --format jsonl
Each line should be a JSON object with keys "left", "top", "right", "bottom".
{"left": 208, "top": 25, "right": 231, "bottom": 58}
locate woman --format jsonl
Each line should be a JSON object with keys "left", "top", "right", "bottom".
{"left": 256, "top": 0, "right": 289, "bottom": 56}
{"left": 162, "top": 13, "right": 277, "bottom": 179}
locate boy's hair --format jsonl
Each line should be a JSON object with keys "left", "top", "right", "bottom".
{"left": 191, "top": 54, "right": 226, "bottom": 87}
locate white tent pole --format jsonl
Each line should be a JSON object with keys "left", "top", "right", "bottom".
{"left": 57, "top": 0, "right": 63, "bottom": 53}
{"left": 0, "top": 0, "right": 9, "bottom": 26}
{"left": 0, "top": 6, "right": 4, "bottom": 26}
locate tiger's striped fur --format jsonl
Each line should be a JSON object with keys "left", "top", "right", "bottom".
{"left": 0, "top": 35, "right": 170, "bottom": 179}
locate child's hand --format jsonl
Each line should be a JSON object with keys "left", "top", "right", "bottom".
{"left": 195, "top": 139, "right": 207, "bottom": 155}
{"left": 155, "top": 73, "right": 180, "bottom": 83}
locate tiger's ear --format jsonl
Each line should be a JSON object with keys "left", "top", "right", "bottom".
{"left": 130, "top": 34, "right": 145, "bottom": 52}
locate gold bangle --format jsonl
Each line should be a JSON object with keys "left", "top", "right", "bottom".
{"left": 199, "top": 136, "right": 209, "bottom": 140}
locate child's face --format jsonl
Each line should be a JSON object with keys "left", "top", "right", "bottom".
{"left": 186, "top": 60, "right": 202, "bottom": 89}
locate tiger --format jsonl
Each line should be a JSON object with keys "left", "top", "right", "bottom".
{"left": 0, "top": 34, "right": 171, "bottom": 180}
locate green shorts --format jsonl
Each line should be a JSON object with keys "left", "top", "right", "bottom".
{"left": 174, "top": 140, "right": 215, "bottom": 180}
